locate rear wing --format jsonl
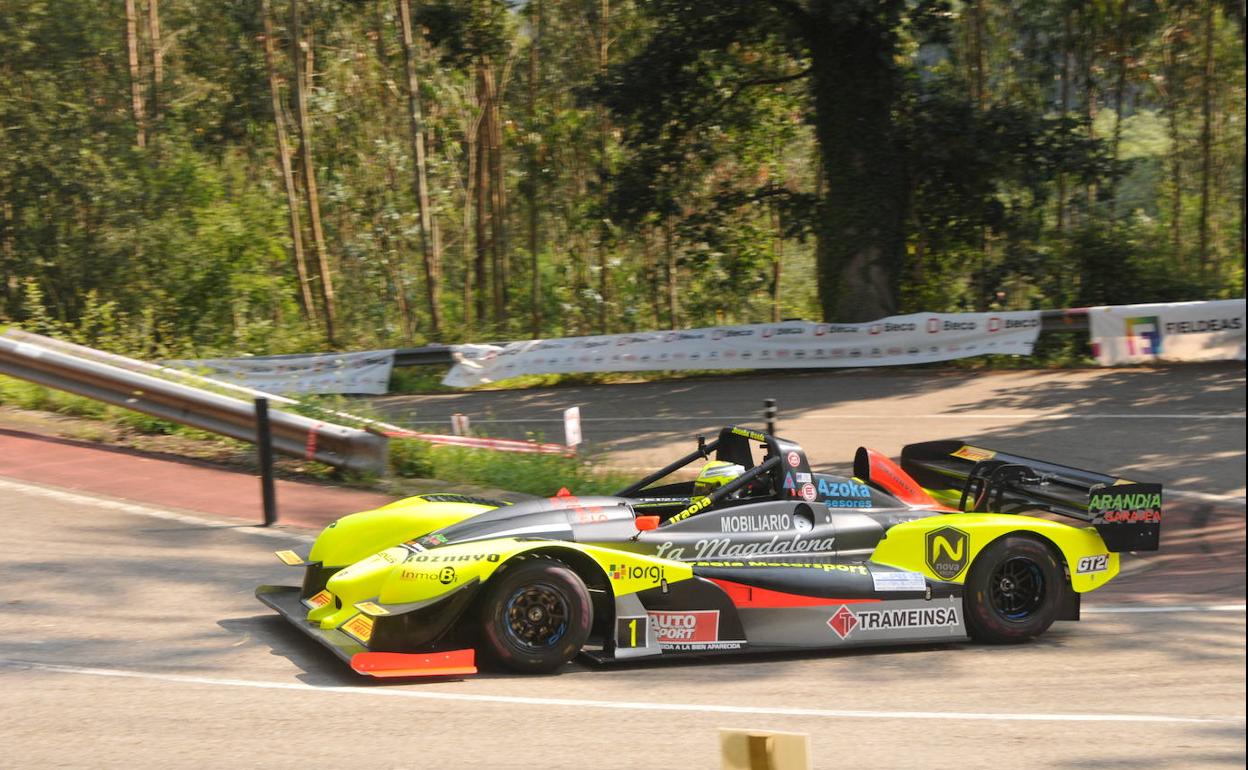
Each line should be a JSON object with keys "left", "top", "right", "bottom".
{"left": 900, "top": 440, "right": 1161, "bottom": 552}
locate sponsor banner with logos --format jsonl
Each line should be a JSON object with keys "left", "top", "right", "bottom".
{"left": 168, "top": 349, "right": 396, "bottom": 395}
{"left": 1088, "top": 299, "right": 1245, "bottom": 365}
{"left": 443, "top": 312, "right": 1042, "bottom": 387}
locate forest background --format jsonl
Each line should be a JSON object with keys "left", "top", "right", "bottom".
{"left": 0, "top": 0, "right": 1243, "bottom": 359}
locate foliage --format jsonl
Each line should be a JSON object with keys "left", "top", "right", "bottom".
{"left": 423, "top": 444, "right": 634, "bottom": 497}
{"left": 0, "top": 0, "right": 1242, "bottom": 356}
{"left": 389, "top": 437, "right": 436, "bottom": 478}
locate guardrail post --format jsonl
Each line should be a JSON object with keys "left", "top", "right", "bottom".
{"left": 764, "top": 399, "right": 777, "bottom": 436}
{"left": 255, "top": 397, "right": 277, "bottom": 526}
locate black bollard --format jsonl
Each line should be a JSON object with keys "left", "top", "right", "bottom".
{"left": 255, "top": 397, "right": 277, "bottom": 526}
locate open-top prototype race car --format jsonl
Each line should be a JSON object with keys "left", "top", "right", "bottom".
{"left": 257, "top": 426, "right": 1162, "bottom": 678}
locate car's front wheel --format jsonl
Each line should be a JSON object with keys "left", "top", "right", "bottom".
{"left": 476, "top": 557, "right": 592, "bottom": 673}
{"left": 963, "top": 535, "right": 1064, "bottom": 644}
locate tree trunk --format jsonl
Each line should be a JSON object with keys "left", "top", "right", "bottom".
{"left": 396, "top": 0, "right": 442, "bottom": 338}
{"left": 124, "top": 0, "right": 146, "bottom": 149}
{"left": 664, "top": 216, "right": 678, "bottom": 328}
{"left": 1057, "top": 10, "right": 1073, "bottom": 234}
{"left": 474, "top": 67, "right": 491, "bottom": 327}
{"left": 464, "top": 101, "right": 478, "bottom": 330}
{"left": 147, "top": 0, "right": 163, "bottom": 130}
{"left": 527, "top": 0, "right": 543, "bottom": 338}
{"left": 289, "top": 0, "right": 336, "bottom": 344}
{"left": 1197, "top": 0, "right": 1215, "bottom": 274}
{"left": 595, "top": 0, "right": 611, "bottom": 333}
{"left": 1109, "top": 1, "right": 1130, "bottom": 219}
{"left": 808, "top": 2, "right": 904, "bottom": 322}
{"left": 260, "top": 0, "right": 316, "bottom": 323}
{"left": 771, "top": 200, "right": 783, "bottom": 323}
{"left": 482, "top": 62, "right": 508, "bottom": 327}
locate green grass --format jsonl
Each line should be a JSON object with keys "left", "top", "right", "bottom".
{"left": 389, "top": 437, "right": 633, "bottom": 497}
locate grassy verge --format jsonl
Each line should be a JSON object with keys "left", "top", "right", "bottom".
{"left": 389, "top": 437, "right": 632, "bottom": 497}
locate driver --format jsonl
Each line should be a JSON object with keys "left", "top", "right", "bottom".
{"left": 691, "top": 460, "right": 746, "bottom": 500}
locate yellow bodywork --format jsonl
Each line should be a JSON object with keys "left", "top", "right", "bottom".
{"left": 307, "top": 496, "right": 499, "bottom": 567}
{"left": 307, "top": 538, "right": 693, "bottom": 632}
{"left": 870, "top": 513, "right": 1118, "bottom": 593}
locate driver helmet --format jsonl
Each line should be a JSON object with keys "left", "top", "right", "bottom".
{"left": 692, "top": 460, "right": 746, "bottom": 498}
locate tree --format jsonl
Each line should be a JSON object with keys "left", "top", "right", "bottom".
{"left": 395, "top": 0, "right": 443, "bottom": 338}
{"left": 600, "top": 0, "right": 908, "bottom": 322}
{"left": 288, "top": 0, "right": 337, "bottom": 344}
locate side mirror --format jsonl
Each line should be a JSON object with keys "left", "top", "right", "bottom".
{"left": 634, "top": 515, "right": 661, "bottom": 531}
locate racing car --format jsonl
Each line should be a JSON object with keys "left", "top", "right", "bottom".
{"left": 257, "top": 426, "right": 1162, "bottom": 678}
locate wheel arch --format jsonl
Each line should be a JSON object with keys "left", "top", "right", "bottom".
{"left": 497, "top": 545, "right": 614, "bottom": 642}
{"left": 968, "top": 530, "right": 1081, "bottom": 622}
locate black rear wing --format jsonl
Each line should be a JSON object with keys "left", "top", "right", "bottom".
{"left": 900, "top": 440, "right": 1161, "bottom": 552}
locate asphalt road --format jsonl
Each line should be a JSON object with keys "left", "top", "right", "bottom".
{"left": 0, "top": 484, "right": 1243, "bottom": 767}
{"left": 1, "top": 365, "right": 1244, "bottom": 768}
{"left": 369, "top": 363, "right": 1246, "bottom": 497}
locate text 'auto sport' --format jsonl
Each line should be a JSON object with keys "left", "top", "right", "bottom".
{"left": 258, "top": 426, "right": 1161, "bottom": 678}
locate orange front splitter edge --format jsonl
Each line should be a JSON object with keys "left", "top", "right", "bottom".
{"left": 351, "top": 649, "right": 477, "bottom": 678}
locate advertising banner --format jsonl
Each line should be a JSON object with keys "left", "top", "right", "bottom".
{"left": 169, "top": 349, "right": 396, "bottom": 394}
{"left": 443, "top": 312, "right": 1043, "bottom": 387}
{"left": 1088, "top": 300, "right": 1245, "bottom": 365}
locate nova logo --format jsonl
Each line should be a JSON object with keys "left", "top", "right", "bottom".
{"left": 1125, "top": 316, "right": 1163, "bottom": 356}
{"left": 925, "top": 526, "right": 969, "bottom": 579}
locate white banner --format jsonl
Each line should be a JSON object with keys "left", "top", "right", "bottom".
{"left": 168, "top": 349, "right": 396, "bottom": 394}
{"left": 443, "top": 312, "right": 1042, "bottom": 387}
{"left": 1088, "top": 299, "right": 1246, "bottom": 365}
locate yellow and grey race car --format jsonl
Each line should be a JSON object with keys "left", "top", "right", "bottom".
{"left": 257, "top": 426, "right": 1161, "bottom": 678}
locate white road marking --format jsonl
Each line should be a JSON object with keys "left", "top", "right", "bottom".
{"left": 1083, "top": 603, "right": 1246, "bottom": 614}
{"left": 0, "top": 659, "right": 1240, "bottom": 725}
{"left": 0, "top": 477, "right": 313, "bottom": 543}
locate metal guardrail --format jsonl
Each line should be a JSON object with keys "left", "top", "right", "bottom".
{"left": 0, "top": 335, "right": 388, "bottom": 474}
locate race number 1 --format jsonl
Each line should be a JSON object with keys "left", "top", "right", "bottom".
{"left": 616, "top": 616, "right": 648, "bottom": 648}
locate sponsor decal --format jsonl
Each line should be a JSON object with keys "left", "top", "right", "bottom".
{"left": 731, "top": 427, "right": 767, "bottom": 442}
{"left": 690, "top": 560, "right": 866, "bottom": 574}
{"left": 341, "top": 613, "right": 374, "bottom": 644}
{"left": 782, "top": 473, "right": 796, "bottom": 491}
{"left": 1125, "top": 316, "right": 1163, "bottom": 356}
{"left": 828, "top": 605, "right": 859, "bottom": 639}
{"left": 649, "top": 610, "right": 720, "bottom": 645}
{"left": 925, "top": 526, "right": 969, "bottom": 579}
{"left": 669, "top": 495, "right": 713, "bottom": 524}
{"left": 438, "top": 566, "right": 457, "bottom": 585}
{"left": 1089, "top": 487, "right": 1163, "bottom": 523}
{"left": 354, "top": 601, "right": 389, "bottom": 616}
{"left": 655, "top": 534, "right": 836, "bottom": 561}
{"left": 1076, "top": 555, "right": 1109, "bottom": 574}
{"left": 720, "top": 513, "right": 792, "bottom": 532}
{"left": 786, "top": 451, "right": 801, "bottom": 468}
{"left": 408, "top": 552, "right": 501, "bottom": 563}
{"left": 616, "top": 616, "right": 648, "bottom": 648}
{"left": 870, "top": 571, "right": 928, "bottom": 592}
{"left": 951, "top": 445, "right": 996, "bottom": 462}
{"left": 609, "top": 563, "right": 666, "bottom": 585}
{"left": 304, "top": 589, "right": 333, "bottom": 609}
{"left": 828, "top": 604, "right": 959, "bottom": 639}
{"left": 987, "top": 316, "right": 1039, "bottom": 333}
{"left": 817, "top": 479, "right": 872, "bottom": 501}
{"left": 795, "top": 472, "right": 812, "bottom": 483}
{"left": 800, "top": 483, "right": 817, "bottom": 502}
{"left": 1163, "top": 317, "right": 1243, "bottom": 334}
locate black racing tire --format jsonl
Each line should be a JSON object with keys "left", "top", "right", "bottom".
{"left": 963, "top": 535, "right": 1064, "bottom": 644}
{"left": 476, "top": 558, "right": 593, "bottom": 674}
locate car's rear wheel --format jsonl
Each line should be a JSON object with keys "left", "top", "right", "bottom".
{"left": 477, "top": 558, "right": 592, "bottom": 673}
{"left": 963, "top": 535, "right": 1063, "bottom": 644}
